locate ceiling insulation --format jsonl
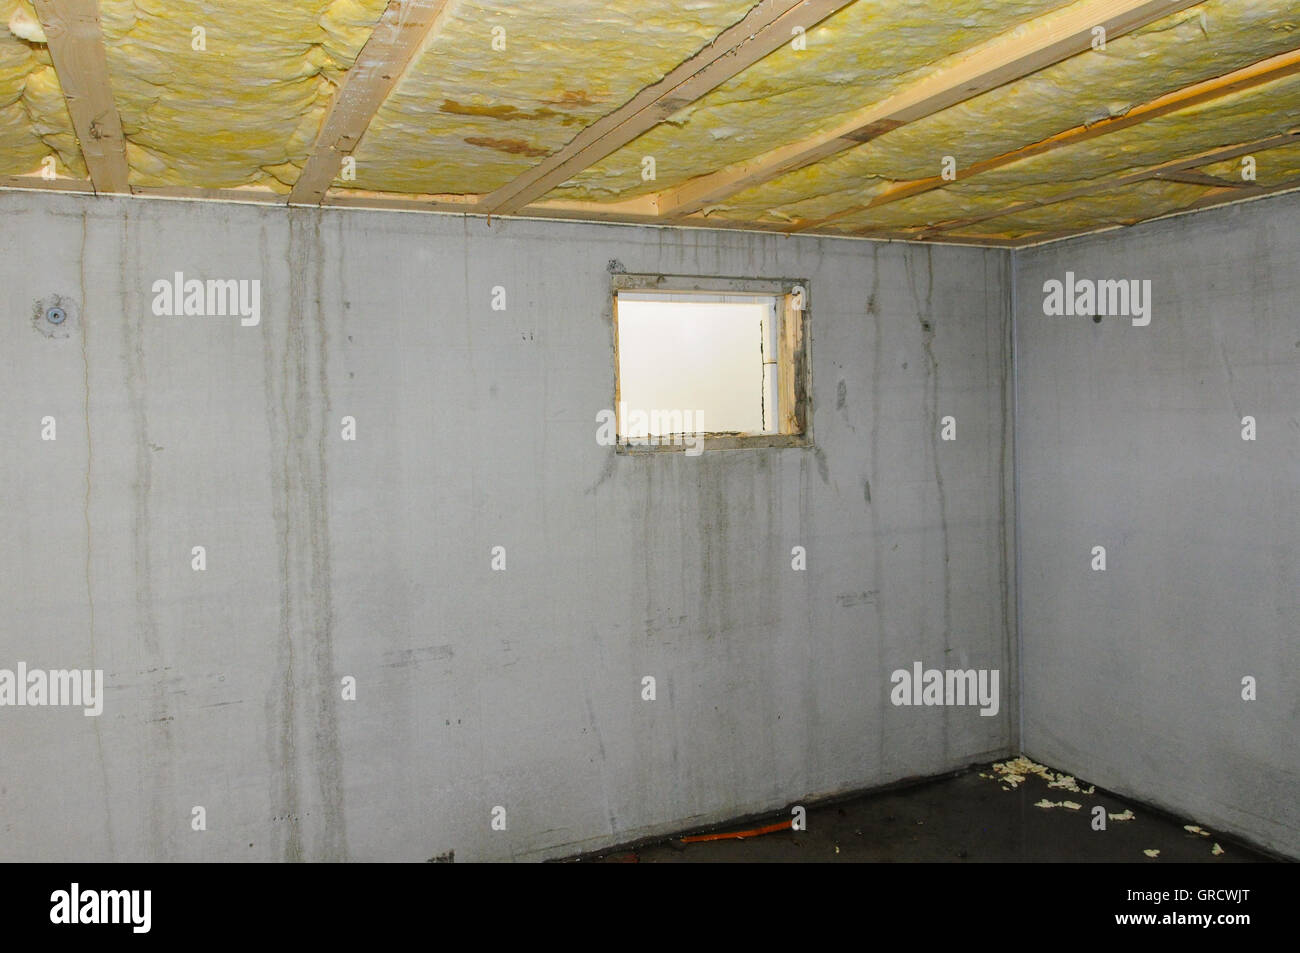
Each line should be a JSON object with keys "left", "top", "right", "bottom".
{"left": 787, "top": 70, "right": 1300, "bottom": 237}
{"left": 552, "top": 0, "right": 1074, "bottom": 201}
{"left": 1, "top": 0, "right": 1298, "bottom": 246}
{"left": 97, "top": 0, "right": 386, "bottom": 190}
{"left": 0, "top": 0, "right": 81, "bottom": 176}
{"left": 348, "top": 0, "right": 760, "bottom": 195}
{"left": 706, "top": 0, "right": 1300, "bottom": 224}
{"left": 938, "top": 180, "right": 1216, "bottom": 241}
{"left": 1199, "top": 139, "right": 1300, "bottom": 187}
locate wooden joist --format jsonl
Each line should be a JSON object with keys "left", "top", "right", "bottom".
{"left": 0, "top": 174, "right": 95, "bottom": 193}
{"left": 790, "top": 46, "right": 1300, "bottom": 233}
{"left": 133, "top": 185, "right": 285, "bottom": 204}
{"left": 918, "top": 131, "right": 1300, "bottom": 237}
{"left": 481, "top": 0, "right": 856, "bottom": 216}
{"left": 1152, "top": 169, "right": 1263, "bottom": 189}
{"left": 652, "top": 0, "right": 1204, "bottom": 218}
{"left": 288, "top": 0, "right": 453, "bottom": 206}
{"left": 32, "top": 0, "right": 129, "bottom": 194}
{"left": 950, "top": 174, "right": 1300, "bottom": 246}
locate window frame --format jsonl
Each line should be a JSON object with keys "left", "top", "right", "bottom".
{"left": 610, "top": 273, "right": 813, "bottom": 453}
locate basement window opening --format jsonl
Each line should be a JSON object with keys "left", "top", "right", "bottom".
{"left": 612, "top": 276, "right": 810, "bottom": 452}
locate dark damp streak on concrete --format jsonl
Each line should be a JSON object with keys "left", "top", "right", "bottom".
{"left": 264, "top": 210, "right": 347, "bottom": 861}
{"left": 120, "top": 203, "right": 175, "bottom": 859}
{"left": 867, "top": 243, "right": 887, "bottom": 775}
{"left": 905, "top": 244, "right": 950, "bottom": 761}
{"left": 995, "top": 249, "right": 1015, "bottom": 746}
{"left": 265, "top": 211, "right": 345, "bottom": 858}
{"left": 83, "top": 207, "right": 117, "bottom": 857}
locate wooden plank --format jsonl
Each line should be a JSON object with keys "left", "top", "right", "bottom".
{"left": 0, "top": 175, "right": 95, "bottom": 193}
{"left": 288, "top": 0, "right": 453, "bottom": 206}
{"left": 919, "top": 132, "right": 1300, "bottom": 235}
{"left": 32, "top": 0, "right": 129, "bottom": 194}
{"left": 654, "top": 0, "right": 1204, "bottom": 217}
{"left": 0, "top": 176, "right": 1021, "bottom": 247}
{"left": 481, "top": 0, "right": 855, "bottom": 216}
{"left": 956, "top": 176, "right": 1300, "bottom": 245}
{"left": 791, "top": 46, "right": 1300, "bottom": 233}
{"left": 1166, "top": 175, "right": 1300, "bottom": 211}
{"left": 513, "top": 199, "right": 1018, "bottom": 245}
{"left": 132, "top": 185, "right": 286, "bottom": 206}
{"left": 1153, "top": 169, "right": 1263, "bottom": 189}
{"left": 778, "top": 290, "right": 804, "bottom": 435}
{"left": 323, "top": 186, "right": 479, "bottom": 213}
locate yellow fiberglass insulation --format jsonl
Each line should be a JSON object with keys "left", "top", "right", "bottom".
{"left": 97, "top": 0, "right": 388, "bottom": 191}
{"left": 551, "top": 0, "right": 1074, "bottom": 202}
{"left": 941, "top": 71, "right": 1300, "bottom": 197}
{"left": 807, "top": 71, "right": 1300, "bottom": 237}
{"left": 941, "top": 180, "right": 1214, "bottom": 240}
{"left": 776, "top": 66, "right": 1300, "bottom": 238}
{"left": 0, "top": 0, "right": 83, "bottom": 177}
{"left": 1199, "top": 140, "right": 1300, "bottom": 188}
{"left": 709, "top": 0, "right": 1300, "bottom": 227}
{"left": 348, "top": 0, "right": 761, "bottom": 196}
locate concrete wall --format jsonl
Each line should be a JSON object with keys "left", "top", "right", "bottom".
{"left": 0, "top": 191, "right": 1015, "bottom": 861}
{"left": 1015, "top": 195, "right": 1300, "bottom": 859}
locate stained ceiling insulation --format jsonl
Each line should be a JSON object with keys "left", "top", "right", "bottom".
{"left": 2, "top": 0, "right": 1298, "bottom": 246}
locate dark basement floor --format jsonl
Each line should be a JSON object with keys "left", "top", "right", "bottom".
{"left": 581, "top": 758, "right": 1275, "bottom": 863}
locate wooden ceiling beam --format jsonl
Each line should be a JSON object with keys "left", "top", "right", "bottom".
{"left": 1152, "top": 169, "right": 1264, "bottom": 189}
{"left": 481, "top": 0, "right": 856, "bottom": 216}
{"left": 917, "top": 131, "right": 1300, "bottom": 236}
{"left": 0, "top": 174, "right": 95, "bottom": 193}
{"left": 32, "top": 0, "right": 130, "bottom": 194}
{"left": 652, "top": 0, "right": 1204, "bottom": 218}
{"left": 789, "top": 45, "right": 1300, "bottom": 233}
{"left": 934, "top": 175, "right": 1300, "bottom": 244}
{"left": 133, "top": 185, "right": 285, "bottom": 204}
{"left": 288, "top": 0, "right": 454, "bottom": 206}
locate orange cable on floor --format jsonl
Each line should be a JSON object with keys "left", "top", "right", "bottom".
{"left": 680, "top": 820, "right": 792, "bottom": 843}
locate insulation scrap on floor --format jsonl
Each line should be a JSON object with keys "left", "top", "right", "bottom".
{"left": 1034, "top": 799, "right": 1083, "bottom": 810}
{"left": 987, "top": 755, "right": 1096, "bottom": 792}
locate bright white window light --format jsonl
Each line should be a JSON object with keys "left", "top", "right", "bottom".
{"left": 616, "top": 292, "right": 779, "bottom": 440}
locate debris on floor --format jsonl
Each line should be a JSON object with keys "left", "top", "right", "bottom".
{"left": 1212, "top": 843, "right": 1225, "bottom": 856}
{"left": 989, "top": 755, "right": 1048, "bottom": 788}
{"left": 1033, "top": 799, "right": 1083, "bottom": 810}
{"left": 1184, "top": 824, "right": 1211, "bottom": 837}
{"left": 580, "top": 760, "right": 1272, "bottom": 863}
{"left": 989, "top": 756, "right": 1094, "bottom": 794}
{"left": 1048, "top": 774, "right": 1095, "bottom": 795}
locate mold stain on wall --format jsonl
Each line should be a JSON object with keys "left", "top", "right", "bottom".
{"left": 262, "top": 211, "right": 347, "bottom": 860}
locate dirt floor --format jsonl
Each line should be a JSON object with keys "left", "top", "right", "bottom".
{"left": 581, "top": 758, "right": 1275, "bottom": 863}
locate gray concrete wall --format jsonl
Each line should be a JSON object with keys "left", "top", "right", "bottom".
{"left": 0, "top": 191, "right": 1015, "bottom": 861}
{"left": 1015, "top": 195, "right": 1300, "bottom": 859}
